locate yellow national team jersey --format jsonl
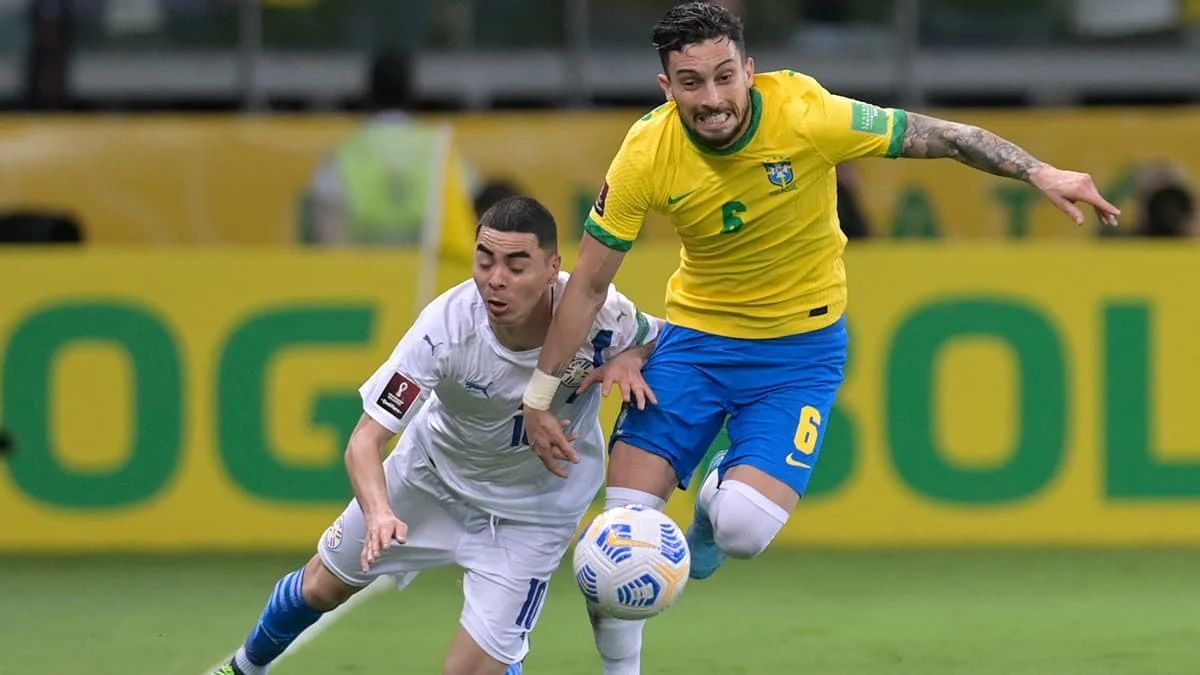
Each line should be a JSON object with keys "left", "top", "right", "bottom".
{"left": 586, "top": 70, "right": 907, "bottom": 339}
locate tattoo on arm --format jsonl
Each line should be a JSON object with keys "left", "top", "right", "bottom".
{"left": 900, "top": 112, "right": 1044, "bottom": 181}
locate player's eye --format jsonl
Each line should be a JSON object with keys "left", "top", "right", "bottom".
{"left": 717, "top": 73, "right": 732, "bottom": 82}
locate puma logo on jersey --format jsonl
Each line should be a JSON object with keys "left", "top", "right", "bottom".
{"left": 423, "top": 334, "right": 442, "bottom": 356}
{"left": 464, "top": 380, "right": 492, "bottom": 398}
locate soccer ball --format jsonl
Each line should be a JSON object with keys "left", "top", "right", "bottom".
{"left": 572, "top": 504, "right": 690, "bottom": 619}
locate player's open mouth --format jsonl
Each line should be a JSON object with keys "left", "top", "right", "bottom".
{"left": 487, "top": 299, "right": 509, "bottom": 315}
{"left": 696, "top": 111, "right": 732, "bottom": 130}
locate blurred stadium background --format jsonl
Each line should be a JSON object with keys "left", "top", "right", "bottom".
{"left": 1, "top": 1, "right": 1198, "bottom": 673}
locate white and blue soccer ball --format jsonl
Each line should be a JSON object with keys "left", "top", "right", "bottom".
{"left": 572, "top": 504, "right": 690, "bottom": 619}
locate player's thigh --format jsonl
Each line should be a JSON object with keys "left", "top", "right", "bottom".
{"left": 723, "top": 320, "right": 848, "bottom": 499}
{"left": 316, "top": 481, "right": 462, "bottom": 587}
{"left": 443, "top": 626, "right": 511, "bottom": 675}
{"left": 612, "top": 323, "right": 729, "bottom": 489}
{"left": 456, "top": 518, "right": 577, "bottom": 666}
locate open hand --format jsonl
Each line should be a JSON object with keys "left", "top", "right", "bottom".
{"left": 360, "top": 511, "right": 407, "bottom": 573}
{"left": 1030, "top": 166, "right": 1120, "bottom": 228}
{"left": 578, "top": 350, "right": 657, "bottom": 411}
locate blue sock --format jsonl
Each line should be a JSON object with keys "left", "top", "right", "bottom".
{"left": 242, "top": 567, "right": 324, "bottom": 666}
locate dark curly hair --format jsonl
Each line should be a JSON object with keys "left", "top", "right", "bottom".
{"left": 651, "top": 2, "right": 745, "bottom": 71}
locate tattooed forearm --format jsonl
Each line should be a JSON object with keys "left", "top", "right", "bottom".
{"left": 900, "top": 112, "right": 1044, "bottom": 182}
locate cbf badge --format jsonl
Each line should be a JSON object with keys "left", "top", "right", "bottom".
{"left": 763, "top": 160, "right": 795, "bottom": 191}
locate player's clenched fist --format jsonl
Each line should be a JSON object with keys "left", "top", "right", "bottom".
{"left": 360, "top": 511, "right": 407, "bottom": 573}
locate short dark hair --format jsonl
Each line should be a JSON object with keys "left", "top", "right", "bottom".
{"left": 476, "top": 196, "right": 558, "bottom": 251}
{"left": 651, "top": 2, "right": 744, "bottom": 72}
{"left": 368, "top": 50, "right": 415, "bottom": 110}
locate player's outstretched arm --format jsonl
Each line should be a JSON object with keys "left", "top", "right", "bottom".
{"left": 899, "top": 112, "right": 1120, "bottom": 227}
{"left": 522, "top": 234, "right": 627, "bottom": 477}
{"left": 343, "top": 413, "right": 405, "bottom": 572}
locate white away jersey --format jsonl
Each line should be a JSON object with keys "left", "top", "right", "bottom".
{"left": 359, "top": 272, "right": 658, "bottom": 526}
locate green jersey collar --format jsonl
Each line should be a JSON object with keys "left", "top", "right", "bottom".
{"left": 683, "top": 87, "right": 763, "bottom": 156}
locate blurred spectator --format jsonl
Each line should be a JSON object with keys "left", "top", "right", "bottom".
{"left": 1132, "top": 163, "right": 1196, "bottom": 238}
{"left": 801, "top": 0, "right": 849, "bottom": 23}
{"left": 303, "top": 50, "right": 474, "bottom": 261}
{"left": 23, "top": 0, "right": 74, "bottom": 110}
{"left": 0, "top": 211, "right": 83, "bottom": 243}
{"left": 836, "top": 163, "right": 871, "bottom": 239}
{"left": 472, "top": 179, "right": 523, "bottom": 220}
{"left": 1141, "top": 186, "right": 1195, "bottom": 238}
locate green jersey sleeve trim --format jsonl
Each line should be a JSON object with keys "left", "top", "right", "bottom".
{"left": 584, "top": 216, "right": 634, "bottom": 252}
{"left": 633, "top": 311, "right": 651, "bottom": 345}
{"left": 886, "top": 109, "right": 908, "bottom": 158}
{"left": 684, "top": 88, "right": 764, "bottom": 156}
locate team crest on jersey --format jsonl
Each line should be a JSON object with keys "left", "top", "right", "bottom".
{"left": 560, "top": 357, "right": 595, "bottom": 389}
{"left": 763, "top": 160, "right": 795, "bottom": 192}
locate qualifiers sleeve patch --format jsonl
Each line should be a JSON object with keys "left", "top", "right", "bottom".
{"left": 851, "top": 101, "right": 888, "bottom": 135}
{"left": 376, "top": 372, "right": 421, "bottom": 420}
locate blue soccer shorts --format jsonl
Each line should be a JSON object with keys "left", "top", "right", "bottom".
{"left": 611, "top": 316, "right": 847, "bottom": 496}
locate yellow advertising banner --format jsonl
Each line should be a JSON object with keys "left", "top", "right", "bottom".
{"left": 1, "top": 108, "right": 1197, "bottom": 244}
{"left": 1, "top": 245, "right": 1198, "bottom": 550}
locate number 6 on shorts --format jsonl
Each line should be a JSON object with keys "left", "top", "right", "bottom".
{"left": 792, "top": 405, "right": 822, "bottom": 455}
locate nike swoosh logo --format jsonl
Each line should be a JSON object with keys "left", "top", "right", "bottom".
{"left": 666, "top": 189, "right": 698, "bottom": 205}
{"left": 606, "top": 531, "right": 656, "bottom": 549}
{"left": 785, "top": 453, "right": 812, "bottom": 469}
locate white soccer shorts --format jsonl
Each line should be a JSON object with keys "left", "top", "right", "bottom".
{"left": 317, "top": 449, "right": 577, "bottom": 664}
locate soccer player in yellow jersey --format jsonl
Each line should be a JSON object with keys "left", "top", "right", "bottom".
{"left": 520, "top": 3, "right": 1120, "bottom": 672}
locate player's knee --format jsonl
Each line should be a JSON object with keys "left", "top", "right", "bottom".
{"left": 301, "top": 555, "right": 359, "bottom": 611}
{"left": 710, "top": 480, "right": 789, "bottom": 559}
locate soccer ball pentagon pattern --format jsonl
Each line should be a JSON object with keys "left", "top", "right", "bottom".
{"left": 572, "top": 504, "right": 690, "bottom": 619}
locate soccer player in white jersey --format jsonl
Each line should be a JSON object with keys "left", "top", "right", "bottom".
{"left": 214, "top": 196, "right": 660, "bottom": 675}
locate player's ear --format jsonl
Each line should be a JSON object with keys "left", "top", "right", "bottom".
{"left": 744, "top": 56, "right": 755, "bottom": 84}
{"left": 547, "top": 252, "right": 562, "bottom": 278}
{"left": 657, "top": 73, "right": 673, "bottom": 101}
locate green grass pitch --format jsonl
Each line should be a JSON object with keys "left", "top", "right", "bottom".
{"left": 1, "top": 548, "right": 1196, "bottom": 674}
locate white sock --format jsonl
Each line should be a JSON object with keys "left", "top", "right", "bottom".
{"left": 590, "top": 486, "right": 661, "bottom": 675}
{"left": 234, "top": 647, "right": 268, "bottom": 675}
{"left": 697, "top": 463, "right": 721, "bottom": 517}
{"left": 590, "top": 605, "right": 643, "bottom": 675}
{"left": 708, "top": 479, "right": 790, "bottom": 558}
{"left": 604, "top": 486, "right": 666, "bottom": 512}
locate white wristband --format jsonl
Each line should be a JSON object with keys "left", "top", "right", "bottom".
{"left": 523, "top": 368, "right": 560, "bottom": 411}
